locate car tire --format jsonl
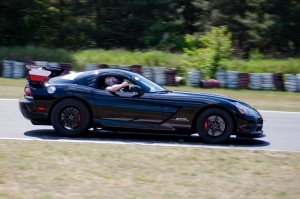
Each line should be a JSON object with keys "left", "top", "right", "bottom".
{"left": 196, "top": 108, "right": 233, "bottom": 144}
{"left": 51, "top": 98, "right": 91, "bottom": 136}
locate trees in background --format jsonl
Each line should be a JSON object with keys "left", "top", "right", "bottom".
{"left": 0, "top": 0, "right": 299, "bottom": 58}
{"left": 183, "top": 26, "right": 232, "bottom": 78}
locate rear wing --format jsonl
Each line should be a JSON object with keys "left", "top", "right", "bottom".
{"left": 26, "top": 63, "right": 64, "bottom": 83}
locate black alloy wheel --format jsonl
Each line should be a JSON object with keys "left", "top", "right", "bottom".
{"left": 51, "top": 99, "right": 91, "bottom": 136}
{"left": 196, "top": 108, "right": 233, "bottom": 144}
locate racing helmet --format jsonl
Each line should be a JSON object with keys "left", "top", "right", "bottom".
{"left": 105, "top": 76, "right": 120, "bottom": 86}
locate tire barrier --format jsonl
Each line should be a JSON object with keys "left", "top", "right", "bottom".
{"left": 1, "top": 60, "right": 299, "bottom": 92}
{"left": 2, "top": 60, "right": 14, "bottom": 78}
{"left": 273, "top": 73, "right": 285, "bottom": 91}
{"left": 165, "top": 68, "right": 177, "bottom": 86}
{"left": 249, "top": 73, "right": 262, "bottom": 90}
{"left": 98, "top": 64, "right": 108, "bottom": 69}
{"left": 238, "top": 73, "right": 249, "bottom": 89}
{"left": 12, "top": 61, "right": 25, "bottom": 78}
{"left": 285, "top": 74, "right": 298, "bottom": 92}
{"left": 297, "top": 74, "right": 300, "bottom": 91}
{"left": 261, "top": 73, "right": 274, "bottom": 90}
{"left": 34, "top": 61, "right": 48, "bottom": 68}
{"left": 85, "top": 63, "right": 98, "bottom": 71}
{"left": 200, "top": 79, "right": 220, "bottom": 88}
{"left": 226, "top": 70, "right": 239, "bottom": 88}
{"left": 119, "top": 65, "right": 131, "bottom": 71}
{"left": 108, "top": 64, "right": 120, "bottom": 69}
{"left": 48, "top": 62, "right": 59, "bottom": 68}
{"left": 59, "top": 63, "right": 71, "bottom": 75}
{"left": 0, "top": 60, "right": 72, "bottom": 78}
{"left": 130, "top": 65, "right": 142, "bottom": 74}
{"left": 188, "top": 70, "right": 201, "bottom": 87}
{"left": 142, "top": 66, "right": 154, "bottom": 81}
{"left": 216, "top": 69, "right": 227, "bottom": 87}
{"left": 153, "top": 67, "right": 166, "bottom": 85}
{"left": 0, "top": 61, "right": 2, "bottom": 76}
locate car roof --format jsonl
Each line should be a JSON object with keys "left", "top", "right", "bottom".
{"left": 49, "top": 68, "right": 138, "bottom": 86}
{"left": 85, "top": 68, "right": 136, "bottom": 76}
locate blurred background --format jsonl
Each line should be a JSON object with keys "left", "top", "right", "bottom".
{"left": 0, "top": 0, "right": 299, "bottom": 91}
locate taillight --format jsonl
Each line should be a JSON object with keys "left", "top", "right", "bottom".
{"left": 24, "top": 87, "right": 32, "bottom": 96}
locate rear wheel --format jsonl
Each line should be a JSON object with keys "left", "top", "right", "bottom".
{"left": 196, "top": 108, "right": 233, "bottom": 144}
{"left": 51, "top": 99, "right": 91, "bottom": 136}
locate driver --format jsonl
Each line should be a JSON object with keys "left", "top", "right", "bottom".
{"left": 105, "top": 76, "right": 129, "bottom": 92}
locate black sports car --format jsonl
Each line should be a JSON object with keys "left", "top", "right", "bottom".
{"left": 19, "top": 67, "right": 265, "bottom": 144}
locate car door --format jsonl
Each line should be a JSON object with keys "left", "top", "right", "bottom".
{"left": 91, "top": 88, "right": 163, "bottom": 129}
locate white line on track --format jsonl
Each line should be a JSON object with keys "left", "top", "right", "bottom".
{"left": 1, "top": 136, "right": 299, "bottom": 153}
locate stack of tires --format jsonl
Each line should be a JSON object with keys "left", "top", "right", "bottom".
{"left": 59, "top": 63, "right": 72, "bottom": 75}
{"left": 188, "top": 70, "right": 201, "bottom": 87}
{"left": 216, "top": 69, "right": 227, "bottom": 87}
{"left": 12, "top": 61, "right": 25, "bottom": 78}
{"left": 2, "top": 60, "right": 14, "bottom": 78}
{"left": 34, "top": 61, "right": 48, "bottom": 68}
{"left": 153, "top": 67, "right": 166, "bottom": 85}
{"left": 249, "top": 73, "right": 262, "bottom": 90}
{"left": 297, "top": 74, "right": 300, "bottom": 91}
{"left": 108, "top": 65, "right": 120, "bottom": 69}
{"left": 200, "top": 79, "right": 220, "bottom": 88}
{"left": 273, "top": 73, "right": 285, "bottom": 91}
{"left": 285, "top": 74, "right": 298, "bottom": 92}
{"left": 238, "top": 73, "right": 249, "bottom": 89}
{"left": 226, "top": 71, "right": 238, "bottom": 88}
{"left": 142, "top": 66, "right": 154, "bottom": 81}
{"left": 119, "top": 65, "right": 130, "bottom": 71}
{"left": 130, "top": 65, "right": 142, "bottom": 74}
{"left": 98, "top": 64, "right": 108, "bottom": 69}
{"left": 165, "top": 68, "right": 177, "bottom": 86}
{"left": 48, "top": 62, "right": 59, "bottom": 68}
{"left": 261, "top": 73, "right": 273, "bottom": 90}
{"left": 85, "top": 63, "right": 98, "bottom": 71}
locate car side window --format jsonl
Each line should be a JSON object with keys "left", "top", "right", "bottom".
{"left": 97, "top": 77, "right": 107, "bottom": 90}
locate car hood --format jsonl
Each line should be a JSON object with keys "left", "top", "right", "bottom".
{"left": 162, "top": 90, "right": 250, "bottom": 106}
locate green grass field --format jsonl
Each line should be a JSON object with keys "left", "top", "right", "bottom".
{"left": 0, "top": 140, "right": 299, "bottom": 199}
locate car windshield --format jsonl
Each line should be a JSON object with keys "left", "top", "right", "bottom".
{"left": 131, "top": 74, "right": 167, "bottom": 93}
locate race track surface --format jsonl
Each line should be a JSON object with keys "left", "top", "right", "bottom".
{"left": 1, "top": 99, "right": 300, "bottom": 152}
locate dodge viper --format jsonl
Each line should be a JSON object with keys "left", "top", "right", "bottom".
{"left": 19, "top": 66, "right": 265, "bottom": 144}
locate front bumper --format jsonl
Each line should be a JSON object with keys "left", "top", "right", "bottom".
{"left": 236, "top": 117, "right": 264, "bottom": 138}
{"left": 19, "top": 98, "right": 50, "bottom": 125}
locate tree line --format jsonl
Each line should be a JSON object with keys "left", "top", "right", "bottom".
{"left": 0, "top": 0, "right": 299, "bottom": 58}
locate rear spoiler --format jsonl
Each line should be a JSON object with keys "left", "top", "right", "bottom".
{"left": 26, "top": 63, "right": 64, "bottom": 83}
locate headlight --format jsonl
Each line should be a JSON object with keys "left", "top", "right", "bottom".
{"left": 232, "top": 102, "right": 259, "bottom": 117}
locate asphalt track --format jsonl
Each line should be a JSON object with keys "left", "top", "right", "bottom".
{"left": 1, "top": 99, "right": 300, "bottom": 152}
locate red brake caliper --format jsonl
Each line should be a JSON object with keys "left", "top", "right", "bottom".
{"left": 203, "top": 119, "right": 209, "bottom": 134}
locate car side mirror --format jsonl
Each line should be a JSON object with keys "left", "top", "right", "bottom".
{"left": 130, "top": 85, "right": 143, "bottom": 96}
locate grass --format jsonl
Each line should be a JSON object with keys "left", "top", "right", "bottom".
{"left": 222, "top": 58, "right": 300, "bottom": 74}
{"left": 2, "top": 77, "right": 299, "bottom": 112}
{"left": 72, "top": 49, "right": 183, "bottom": 71}
{"left": 0, "top": 46, "right": 74, "bottom": 64}
{"left": 0, "top": 140, "right": 299, "bottom": 199}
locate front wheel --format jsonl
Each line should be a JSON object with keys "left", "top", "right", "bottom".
{"left": 51, "top": 99, "right": 91, "bottom": 136}
{"left": 196, "top": 108, "right": 234, "bottom": 144}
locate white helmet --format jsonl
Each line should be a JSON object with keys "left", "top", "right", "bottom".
{"left": 105, "top": 77, "right": 120, "bottom": 86}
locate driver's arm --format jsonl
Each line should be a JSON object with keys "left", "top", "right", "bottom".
{"left": 106, "top": 82, "right": 129, "bottom": 92}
